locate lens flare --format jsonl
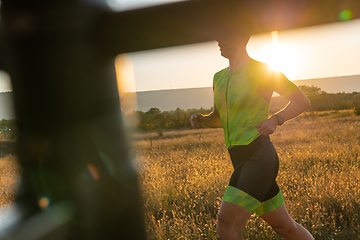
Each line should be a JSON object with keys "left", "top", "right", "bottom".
{"left": 115, "top": 54, "right": 138, "bottom": 114}
{"left": 340, "top": 10, "right": 352, "bottom": 21}
{"left": 39, "top": 197, "right": 50, "bottom": 209}
{"left": 87, "top": 163, "right": 100, "bottom": 180}
{"left": 268, "top": 31, "right": 281, "bottom": 71}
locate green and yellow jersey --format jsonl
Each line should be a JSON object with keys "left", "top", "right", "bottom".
{"left": 213, "top": 59, "right": 296, "bottom": 147}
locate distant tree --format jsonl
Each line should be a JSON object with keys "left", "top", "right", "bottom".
{"left": 146, "top": 108, "right": 161, "bottom": 119}
{"left": 175, "top": 107, "right": 181, "bottom": 128}
{"left": 298, "top": 85, "right": 324, "bottom": 97}
{"left": 153, "top": 114, "right": 165, "bottom": 130}
{"left": 133, "top": 107, "right": 213, "bottom": 131}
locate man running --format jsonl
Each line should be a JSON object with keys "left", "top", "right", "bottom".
{"left": 190, "top": 35, "right": 313, "bottom": 240}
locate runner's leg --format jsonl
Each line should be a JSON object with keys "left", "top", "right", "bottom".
{"left": 217, "top": 200, "right": 252, "bottom": 240}
{"left": 260, "top": 203, "right": 314, "bottom": 240}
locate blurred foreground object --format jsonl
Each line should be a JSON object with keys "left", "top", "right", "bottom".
{"left": 0, "top": 0, "right": 359, "bottom": 239}
{"left": 0, "top": 1, "right": 147, "bottom": 239}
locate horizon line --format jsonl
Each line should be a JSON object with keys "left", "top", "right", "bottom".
{"left": 135, "top": 74, "right": 360, "bottom": 93}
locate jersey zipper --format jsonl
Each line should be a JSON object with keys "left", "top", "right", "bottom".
{"left": 225, "top": 73, "right": 231, "bottom": 147}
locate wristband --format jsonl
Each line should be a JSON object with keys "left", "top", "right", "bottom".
{"left": 274, "top": 114, "right": 284, "bottom": 126}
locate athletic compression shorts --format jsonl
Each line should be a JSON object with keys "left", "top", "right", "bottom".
{"left": 222, "top": 135, "right": 284, "bottom": 216}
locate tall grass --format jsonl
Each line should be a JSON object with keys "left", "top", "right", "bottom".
{"left": 0, "top": 155, "right": 19, "bottom": 226}
{"left": 0, "top": 110, "right": 359, "bottom": 239}
{"left": 132, "top": 110, "right": 360, "bottom": 239}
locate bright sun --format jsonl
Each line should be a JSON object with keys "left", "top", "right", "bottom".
{"left": 268, "top": 31, "right": 282, "bottom": 71}
{"left": 267, "top": 31, "right": 299, "bottom": 72}
{"left": 249, "top": 31, "right": 299, "bottom": 74}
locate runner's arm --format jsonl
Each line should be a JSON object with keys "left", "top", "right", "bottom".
{"left": 190, "top": 104, "right": 222, "bottom": 128}
{"left": 271, "top": 87, "right": 310, "bottom": 123}
{"left": 256, "top": 86, "right": 310, "bottom": 135}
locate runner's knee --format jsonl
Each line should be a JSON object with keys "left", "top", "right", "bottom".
{"left": 217, "top": 210, "right": 232, "bottom": 230}
{"left": 271, "top": 220, "right": 297, "bottom": 237}
{"left": 217, "top": 213, "right": 232, "bottom": 239}
{"left": 217, "top": 216, "right": 242, "bottom": 240}
{"left": 217, "top": 204, "right": 249, "bottom": 239}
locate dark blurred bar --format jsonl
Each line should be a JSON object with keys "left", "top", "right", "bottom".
{"left": 98, "top": 0, "right": 360, "bottom": 53}
{"left": 0, "top": 1, "right": 147, "bottom": 239}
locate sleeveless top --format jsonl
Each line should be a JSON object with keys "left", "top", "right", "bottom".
{"left": 213, "top": 59, "right": 296, "bottom": 147}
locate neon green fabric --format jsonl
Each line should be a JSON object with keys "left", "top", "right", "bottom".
{"left": 222, "top": 186, "right": 284, "bottom": 215}
{"left": 223, "top": 186, "right": 261, "bottom": 212}
{"left": 213, "top": 59, "right": 296, "bottom": 147}
{"left": 255, "top": 190, "right": 284, "bottom": 216}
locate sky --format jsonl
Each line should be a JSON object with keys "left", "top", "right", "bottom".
{"left": 0, "top": 71, "right": 11, "bottom": 92}
{"left": 124, "top": 18, "right": 360, "bottom": 92}
{"left": 1, "top": 0, "right": 360, "bottom": 93}
{"left": 108, "top": 0, "right": 360, "bottom": 92}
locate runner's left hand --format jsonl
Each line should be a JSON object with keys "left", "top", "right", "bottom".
{"left": 255, "top": 117, "right": 278, "bottom": 135}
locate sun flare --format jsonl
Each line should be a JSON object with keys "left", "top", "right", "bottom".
{"left": 248, "top": 31, "right": 300, "bottom": 76}
{"left": 267, "top": 31, "right": 282, "bottom": 71}
{"left": 265, "top": 31, "right": 299, "bottom": 72}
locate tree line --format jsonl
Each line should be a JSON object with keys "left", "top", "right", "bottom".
{"left": 131, "top": 85, "right": 360, "bottom": 132}
{"left": 298, "top": 85, "right": 360, "bottom": 111}
{"left": 133, "top": 107, "right": 213, "bottom": 132}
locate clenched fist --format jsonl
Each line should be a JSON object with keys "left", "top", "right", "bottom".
{"left": 190, "top": 114, "right": 204, "bottom": 128}
{"left": 255, "top": 116, "right": 278, "bottom": 135}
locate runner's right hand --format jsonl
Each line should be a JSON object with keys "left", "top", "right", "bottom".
{"left": 190, "top": 114, "right": 203, "bottom": 128}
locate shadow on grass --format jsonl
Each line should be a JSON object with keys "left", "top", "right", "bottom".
{"left": 0, "top": 141, "right": 16, "bottom": 158}
{"left": 132, "top": 128, "right": 222, "bottom": 141}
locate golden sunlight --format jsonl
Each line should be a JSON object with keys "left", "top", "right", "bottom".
{"left": 115, "top": 54, "right": 139, "bottom": 128}
{"left": 115, "top": 54, "right": 138, "bottom": 114}
{"left": 267, "top": 31, "right": 281, "bottom": 71}
{"left": 248, "top": 31, "right": 300, "bottom": 76}
{"left": 265, "top": 31, "right": 298, "bottom": 72}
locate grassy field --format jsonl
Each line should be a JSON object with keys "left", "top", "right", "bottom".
{"left": 1, "top": 110, "right": 360, "bottom": 239}
{"left": 0, "top": 139, "right": 18, "bottom": 209}
{"left": 0, "top": 143, "right": 19, "bottom": 226}
{"left": 132, "top": 110, "right": 360, "bottom": 239}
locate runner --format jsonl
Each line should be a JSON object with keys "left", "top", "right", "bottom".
{"left": 190, "top": 35, "right": 313, "bottom": 240}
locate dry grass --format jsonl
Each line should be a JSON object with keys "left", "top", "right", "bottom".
{"left": 0, "top": 110, "right": 359, "bottom": 239}
{"left": 0, "top": 155, "right": 20, "bottom": 226}
{"left": 132, "top": 110, "right": 360, "bottom": 239}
